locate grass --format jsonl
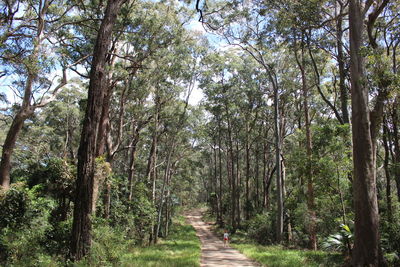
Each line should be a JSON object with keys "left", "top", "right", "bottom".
{"left": 231, "top": 243, "right": 344, "bottom": 267}
{"left": 120, "top": 216, "right": 201, "bottom": 267}
{"left": 74, "top": 215, "right": 200, "bottom": 267}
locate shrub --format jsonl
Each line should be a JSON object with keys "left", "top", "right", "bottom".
{"left": 0, "top": 183, "right": 29, "bottom": 229}
{"left": 74, "top": 225, "right": 135, "bottom": 267}
{"left": 0, "top": 183, "right": 58, "bottom": 266}
{"left": 130, "top": 182, "right": 156, "bottom": 244}
{"left": 381, "top": 218, "right": 400, "bottom": 264}
{"left": 43, "top": 218, "right": 72, "bottom": 257}
{"left": 0, "top": 183, "right": 62, "bottom": 266}
{"left": 246, "top": 213, "right": 274, "bottom": 245}
{"left": 322, "top": 223, "right": 353, "bottom": 255}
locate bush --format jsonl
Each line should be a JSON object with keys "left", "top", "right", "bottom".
{"left": 0, "top": 183, "right": 59, "bottom": 266}
{"left": 381, "top": 219, "right": 400, "bottom": 263}
{"left": 43, "top": 219, "right": 72, "bottom": 257}
{"left": 0, "top": 183, "right": 29, "bottom": 229}
{"left": 130, "top": 182, "right": 156, "bottom": 243}
{"left": 76, "top": 225, "right": 135, "bottom": 267}
{"left": 322, "top": 223, "right": 353, "bottom": 255}
{"left": 246, "top": 213, "right": 274, "bottom": 245}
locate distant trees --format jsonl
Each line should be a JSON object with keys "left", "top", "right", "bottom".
{"left": 199, "top": 0, "right": 400, "bottom": 265}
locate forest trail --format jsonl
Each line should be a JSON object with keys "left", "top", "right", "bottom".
{"left": 185, "top": 210, "right": 262, "bottom": 267}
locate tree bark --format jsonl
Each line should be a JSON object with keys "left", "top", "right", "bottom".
{"left": 349, "top": 1, "right": 380, "bottom": 265}
{"left": 0, "top": 107, "right": 34, "bottom": 189}
{"left": 213, "top": 140, "right": 221, "bottom": 222}
{"left": 155, "top": 143, "right": 175, "bottom": 243}
{"left": 226, "top": 112, "right": 236, "bottom": 232}
{"left": 217, "top": 118, "right": 223, "bottom": 226}
{"left": 382, "top": 121, "right": 393, "bottom": 223}
{"left": 245, "top": 122, "right": 250, "bottom": 220}
{"left": 336, "top": 0, "right": 349, "bottom": 124}
{"left": 255, "top": 140, "right": 260, "bottom": 211}
{"left": 273, "top": 78, "right": 283, "bottom": 243}
{"left": 70, "top": 0, "right": 125, "bottom": 260}
{"left": 128, "top": 128, "right": 140, "bottom": 201}
{"left": 295, "top": 33, "right": 317, "bottom": 250}
{"left": 391, "top": 104, "right": 400, "bottom": 202}
{"left": 235, "top": 139, "right": 241, "bottom": 228}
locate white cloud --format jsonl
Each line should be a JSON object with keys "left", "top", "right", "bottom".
{"left": 186, "top": 19, "right": 207, "bottom": 35}
{"left": 188, "top": 82, "right": 204, "bottom": 106}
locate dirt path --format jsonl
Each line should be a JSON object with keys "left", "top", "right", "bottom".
{"left": 185, "top": 210, "right": 261, "bottom": 267}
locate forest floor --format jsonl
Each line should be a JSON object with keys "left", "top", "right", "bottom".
{"left": 185, "top": 209, "right": 262, "bottom": 267}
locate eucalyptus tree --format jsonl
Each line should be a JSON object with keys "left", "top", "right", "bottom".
{"left": 95, "top": 0, "right": 195, "bottom": 218}
{"left": 71, "top": 0, "right": 127, "bottom": 260}
{"left": 0, "top": 0, "right": 85, "bottom": 189}
{"left": 275, "top": 0, "right": 324, "bottom": 249}
{"left": 348, "top": 0, "right": 391, "bottom": 265}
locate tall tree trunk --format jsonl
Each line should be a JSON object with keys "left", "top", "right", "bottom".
{"left": 103, "top": 182, "right": 111, "bottom": 219}
{"left": 227, "top": 116, "right": 236, "bottom": 232}
{"left": 128, "top": 117, "right": 151, "bottom": 201}
{"left": 70, "top": 0, "right": 125, "bottom": 260}
{"left": 213, "top": 140, "right": 221, "bottom": 222}
{"left": 262, "top": 125, "right": 269, "bottom": 209}
{"left": 273, "top": 78, "right": 283, "bottom": 243}
{"left": 349, "top": 1, "right": 380, "bottom": 265}
{"left": 217, "top": 118, "right": 223, "bottom": 226}
{"left": 245, "top": 123, "right": 250, "bottom": 220}
{"left": 382, "top": 121, "right": 393, "bottom": 223}
{"left": 391, "top": 105, "right": 400, "bottom": 202}
{"left": 265, "top": 67, "right": 284, "bottom": 243}
{"left": 295, "top": 33, "right": 317, "bottom": 250}
{"left": 0, "top": 108, "right": 34, "bottom": 189}
{"left": 235, "top": 139, "right": 241, "bottom": 228}
{"left": 155, "top": 144, "right": 175, "bottom": 243}
{"left": 336, "top": 0, "right": 349, "bottom": 124}
{"left": 128, "top": 131, "right": 140, "bottom": 201}
{"left": 255, "top": 141, "right": 260, "bottom": 211}
{"left": 146, "top": 101, "right": 159, "bottom": 210}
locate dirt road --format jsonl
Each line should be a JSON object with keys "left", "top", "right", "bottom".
{"left": 186, "top": 210, "right": 261, "bottom": 267}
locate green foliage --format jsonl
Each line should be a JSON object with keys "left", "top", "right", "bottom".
{"left": 0, "top": 183, "right": 58, "bottom": 266}
{"left": 381, "top": 208, "right": 400, "bottom": 263}
{"left": 43, "top": 219, "right": 72, "bottom": 258}
{"left": 78, "top": 224, "right": 136, "bottom": 266}
{"left": 322, "top": 223, "right": 353, "bottom": 254}
{"left": 245, "top": 213, "right": 275, "bottom": 245}
{"left": 0, "top": 183, "right": 29, "bottom": 229}
{"left": 43, "top": 158, "right": 76, "bottom": 199}
{"left": 284, "top": 121, "right": 353, "bottom": 246}
{"left": 129, "top": 182, "right": 157, "bottom": 244}
{"left": 104, "top": 180, "right": 156, "bottom": 245}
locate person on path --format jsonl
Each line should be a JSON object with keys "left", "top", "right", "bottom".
{"left": 223, "top": 230, "right": 229, "bottom": 247}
